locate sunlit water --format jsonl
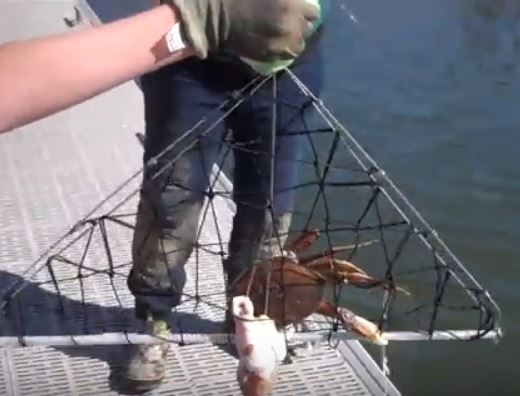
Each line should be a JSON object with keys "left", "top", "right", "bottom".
{"left": 320, "top": 1, "right": 519, "bottom": 395}
{"left": 86, "top": 1, "right": 519, "bottom": 394}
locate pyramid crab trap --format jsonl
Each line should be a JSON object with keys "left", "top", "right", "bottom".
{"left": 0, "top": 70, "right": 502, "bottom": 352}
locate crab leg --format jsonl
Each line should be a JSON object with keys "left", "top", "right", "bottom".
{"left": 288, "top": 229, "right": 320, "bottom": 254}
{"left": 316, "top": 299, "right": 387, "bottom": 345}
{"left": 299, "top": 239, "right": 378, "bottom": 265}
{"left": 306, "top": 257, "right": 410, "bottom": 295}
{"left": 304, "top": 256, "right": 367, "bottom": 276}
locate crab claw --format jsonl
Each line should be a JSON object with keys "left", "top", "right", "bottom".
{"left": 338, "top": 307, "right": 388, "bottom": 346}
{"left": 316, "top": 299, "right": 387, "bottom": 345}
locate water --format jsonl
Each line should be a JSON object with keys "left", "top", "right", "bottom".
{"left": 87, "top": 1, "right": 518, "bottom": 394}
{"left": 319, "top": 1, "right": 520, "bottom": 395}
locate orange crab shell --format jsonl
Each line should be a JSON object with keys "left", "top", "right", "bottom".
{"left": 231, "top": 256, "right": 327, "bottom": 328}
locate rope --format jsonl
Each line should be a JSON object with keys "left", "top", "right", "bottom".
{"left": 263, "top": 73, "right": 278, "bottom": 317}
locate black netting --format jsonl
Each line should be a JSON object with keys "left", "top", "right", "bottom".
{"left": 0, "top": 71, "right": 501, "bottom": 348}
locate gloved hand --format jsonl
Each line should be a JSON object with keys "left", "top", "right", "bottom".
{"left": 167, "top": 0, "right": 319, "bottom": 61}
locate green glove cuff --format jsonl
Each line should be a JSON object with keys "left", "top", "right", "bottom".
{"left": 241, "top": 0, "right": 322, "bottom": 75}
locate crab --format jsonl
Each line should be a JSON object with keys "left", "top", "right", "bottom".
{"left": 231, "top": 229, "right": 409, "bottom": 346}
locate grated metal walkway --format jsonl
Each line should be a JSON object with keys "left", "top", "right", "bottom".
{"left": 0, "top": 1, "right": 401, "bottom": 395}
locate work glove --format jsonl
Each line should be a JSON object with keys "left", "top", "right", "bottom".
{"left": 167, "top": 0, "right": 319, "bottom": 62}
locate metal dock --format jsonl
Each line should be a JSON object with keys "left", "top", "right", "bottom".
{"left": 0, "top": 1, "right": 401, "bottom": 395}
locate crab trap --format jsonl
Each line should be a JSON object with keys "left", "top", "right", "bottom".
{"left": 0, "top": 69, "right": 502, "bottom": 350}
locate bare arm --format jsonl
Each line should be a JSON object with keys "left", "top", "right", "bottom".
{"left": 0, "top": 0, "right": 318, "bottom": 134}
{"left": 0, "top": 4, "right": 195, "bottom": 134}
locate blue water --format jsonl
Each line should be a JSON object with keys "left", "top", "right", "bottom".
{"left": 320, "top": 1, "right": 519, "bottom": 395}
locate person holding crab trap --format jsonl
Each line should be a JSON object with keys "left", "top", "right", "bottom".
{"left": 125, "top": 0, "right": 329, "bottom": 390}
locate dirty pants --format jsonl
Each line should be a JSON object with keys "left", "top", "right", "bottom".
{"left": 127, "top": 47, "right": 323, "bottom": 321}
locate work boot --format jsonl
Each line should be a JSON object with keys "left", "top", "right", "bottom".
{"left": 124, "top": 318, "right": 171, "bottom": 392}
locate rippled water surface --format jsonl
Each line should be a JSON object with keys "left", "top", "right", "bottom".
{"left": 320, "top": 1, "right": 519, "bottom": 395}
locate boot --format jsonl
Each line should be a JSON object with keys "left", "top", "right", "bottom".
{"left": 124, "top": 317, "right": 171, "bottom": 392}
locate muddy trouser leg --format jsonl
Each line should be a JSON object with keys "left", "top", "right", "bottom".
{"left": 127, "top": 61, "right": 228, "bottom": 323}
{"left": 224, "top": 44, "right": 324, "bottom": 288}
